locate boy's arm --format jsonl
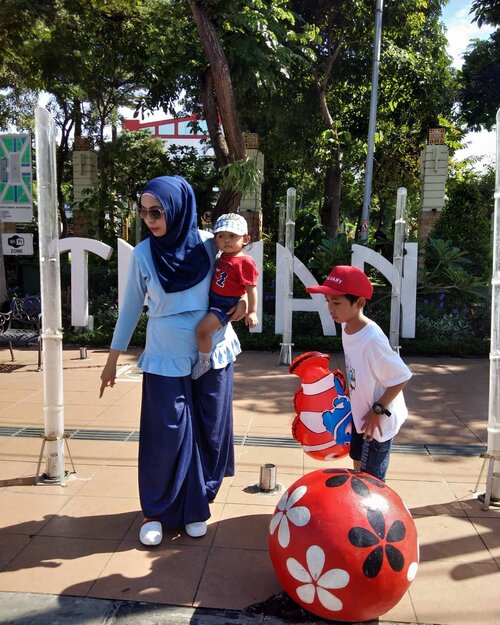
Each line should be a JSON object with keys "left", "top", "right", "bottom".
{"left": 361, "top": 380, "right": 409, "bottom": 440}
{"left": 245, "top": 284, "right": 258, "bottom": 328}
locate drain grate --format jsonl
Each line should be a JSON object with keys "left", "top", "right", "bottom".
{"left": 70, "top": 429, "right": 134, "bottom": 441}
{"left": 0, "top": 426, "right": 486, "bottom": 457}
{"left": 0, "top": 364, "right": 26, "bottom": 373}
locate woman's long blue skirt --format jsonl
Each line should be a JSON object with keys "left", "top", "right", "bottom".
{"left": 138, "top": 363, "right": 235, "bottom": 527}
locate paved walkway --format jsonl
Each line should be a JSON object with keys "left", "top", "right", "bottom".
{"left": 0, "top": 347, "right": 498, "bottom": 625}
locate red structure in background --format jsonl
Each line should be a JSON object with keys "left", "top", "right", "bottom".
{"left": 123, "top": 115, "right": 209, "bottom": 141}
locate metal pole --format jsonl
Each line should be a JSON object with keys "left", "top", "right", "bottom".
{"left": 0, "top": 215, "right": 7, "bottom": 305}
{"left": 359, "top": 0, "right": 384, "bottom": 242}
{"left": 35, "top": 107, "right": 66, "bottom": 484}
{"left": 480, "top": 108, "right": 500, "bottom": 508}
{"left": 389, "top": 188, "right": 407, "bottom": 352}
{"left": 279, "top": 188, "right": 296, "bottom": 366}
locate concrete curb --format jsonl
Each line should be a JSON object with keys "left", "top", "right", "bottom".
{"left": 0, "top": 592, "right": 428, "bottom": 625}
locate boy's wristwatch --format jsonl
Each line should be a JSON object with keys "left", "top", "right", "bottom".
{"left": 372, "top": 402, "right": 391, "bottom": 416}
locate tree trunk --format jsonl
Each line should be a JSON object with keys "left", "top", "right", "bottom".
{"left": 213, "top": 187, "right": 241, "bottom": 218}
{"left": 56, "top": 105, "right": 73, "bottom": 238}
{"left": 188, "top": 0, "right": 245, "bottom": 219}
{"left": 321, "top": 162, "right": 341, "bottom": 238}
{"left": 188, "top": 0, "right": 246, "bottom": 161}
{"left": 313, "top": 5, "right": 344, "bottom": 238}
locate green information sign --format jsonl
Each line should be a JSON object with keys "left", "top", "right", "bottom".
{"left": 0, "top": 133, "right": 33, "bottom": 223}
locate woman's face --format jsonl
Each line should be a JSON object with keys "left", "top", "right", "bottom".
{"left": 139, "top": 193, "right": 167, "bottom": 237}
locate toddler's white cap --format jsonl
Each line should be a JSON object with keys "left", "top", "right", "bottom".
{"left": 213, "top": 213, "right": 248, "bottom": 236}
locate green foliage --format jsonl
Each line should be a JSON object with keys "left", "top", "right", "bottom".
{"left": 416, "top": 313, "right": 472, "bottom": 341}
{"left": 308, "top": 236, "right": 352, "bottom": 279}
{"left": 293, "top": 206, "right": 327, "bottom": 265}
{"left": 458, "top": 31, "right": 500, "bottom": 131}
{"left": 221, "top": 159, "right": 262, "bottom": 195}
{"left": 470, "top": 0, "right": 500, "bottom": 27}
{"left": 430, "top": 166, "right": 494, "bottom": 278}
{"left": 419, "top": 238, "right": 486, "bottom": 301}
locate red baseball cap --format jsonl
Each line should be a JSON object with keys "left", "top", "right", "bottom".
{"left": 306, "top": 265, "right": 373, "bottom": 299}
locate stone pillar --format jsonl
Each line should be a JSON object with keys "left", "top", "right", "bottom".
{"left": 72, "top": 138, "right": 98, "bottom": 237}
{"left": 418, "top": 129, "right": 448, "bottom": 248}
{"left": 239, "top": 133, "right": 264, "bottom": 241}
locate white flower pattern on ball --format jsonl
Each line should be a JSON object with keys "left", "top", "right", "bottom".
{"left": 286, "top": 545, "right": 350, "bottom": 612}
{"left": 269, "top": 485, "right": 311, "bottom": 548}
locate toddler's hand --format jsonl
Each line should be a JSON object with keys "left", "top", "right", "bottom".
{"left": 245, "top": 312, "right": 259, "bottom": 328}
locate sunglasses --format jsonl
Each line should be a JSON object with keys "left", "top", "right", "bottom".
{"left": 138, "top": 206, "right": 165, "bottom": 221}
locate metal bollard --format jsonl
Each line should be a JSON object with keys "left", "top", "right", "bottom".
{"left": 259, "top": 463, "right": 277, "bottom": 492}
{"left": 79, "top": 347, "right": 88, "bottom": 360}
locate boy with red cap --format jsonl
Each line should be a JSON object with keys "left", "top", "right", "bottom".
{"left": 307, "top": 265, "right": 412, "bottom": 480}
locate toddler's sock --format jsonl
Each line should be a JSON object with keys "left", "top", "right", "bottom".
{"left": 192, "top": 351, "right": 212, "bottom": 380}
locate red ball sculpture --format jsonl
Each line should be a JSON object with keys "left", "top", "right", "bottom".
{"left": 290, "top": 352, "right": 352, "bottom": 460}
{"left": 269, "top": 469, "right": 419, "bottom": 622}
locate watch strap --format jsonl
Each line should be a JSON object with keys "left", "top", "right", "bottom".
{"left": 372, "top": 401, "right": 391, "bottom": 417}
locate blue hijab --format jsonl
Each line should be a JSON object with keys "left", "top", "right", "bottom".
{"left": 142, "top": 176, "right": 211, "bottom": 293}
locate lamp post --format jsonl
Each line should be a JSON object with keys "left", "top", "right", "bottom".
{"left": 35, "top": 107, "right": 66, "bottom": 484}
{"left": 480, "top": 108, "right": 500, "bottom": 508}
{"left": 359, "top": 0, "right": 384, "bottom": 242}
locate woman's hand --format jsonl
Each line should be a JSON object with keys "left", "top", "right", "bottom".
{"left": 99, "top": 349, "right": 120, "bottom": 398}
{"left": 228, "top": 298, "right": 247, "bottom": 322}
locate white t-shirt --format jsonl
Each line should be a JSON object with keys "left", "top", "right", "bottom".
{"left": 342, "top": 319, "right": 412, "bottom": 442}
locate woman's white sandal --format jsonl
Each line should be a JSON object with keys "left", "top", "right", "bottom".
{"left": 185, "top": 521, "right": 207, "bottom": 538}
{"left": 139, "top": 520, "right": 163, "bottom": 546}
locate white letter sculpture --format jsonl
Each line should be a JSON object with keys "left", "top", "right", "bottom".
{"left": 275, "top": 242, "right": 417, "bottom": 338}
{"left": 59, "top": 238, "right": 113, "bottom": 328}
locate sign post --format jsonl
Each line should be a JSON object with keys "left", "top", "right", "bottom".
{"left": 0, "top": 134, "right": 33, "bottom": 223}
{"left": 1, "top": 233, "right": 34, "bottom": 256}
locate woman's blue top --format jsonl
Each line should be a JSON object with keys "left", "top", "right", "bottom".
{"left": 110, "top": 231, "right": 241, "bottom": 377}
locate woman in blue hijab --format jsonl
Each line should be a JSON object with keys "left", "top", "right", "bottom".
{"left": 100, "top": 176, "right": 243, "bottom": 545}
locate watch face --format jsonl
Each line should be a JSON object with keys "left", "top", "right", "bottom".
{"left": 373, "top": 404, "right": 383, "bottom": 414}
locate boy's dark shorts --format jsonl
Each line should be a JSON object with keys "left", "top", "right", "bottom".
{"left": 349, "top": 424, "right": 392, "bottom": 481}
{"left": 209, "top": 292, "right": 241, "bottom": 325}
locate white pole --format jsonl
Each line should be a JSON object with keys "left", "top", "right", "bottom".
{"left": 35, "top": 107, "right": 65, "bottom": 484}
{"left": 389, "top": 187, "right": 407, "bottom": 352}
{"left": 279, "top": 188, "right": 296, "bottom": 365}
{"left": 278, "top": 201, "right": 285, "bottom": 247}
{"left": 359, "top": 0, "right": 384, "bottom": 241}
{"left": 482, "top": 108, "right": 500, "bottom": 506}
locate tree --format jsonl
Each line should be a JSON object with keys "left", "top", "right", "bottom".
{"left": 459, "top": 32, "right": 500, "bottom": 131}
{"left": 470, "top": 0, "right": 500, "bottom": 27}
{"left": 430, "top": 164, "right": 494, "bottom": 279}
{"left": 458, "top": 0, "right": 500, "bottom": 131}
{"left": 239, "top": 0, "right": 456, "bottom": 240}
{"left": 187, "top": 0, "right": 247, "bottom": 217}
{"left": 0, "top": 0, "right": 148, "bottom": 234}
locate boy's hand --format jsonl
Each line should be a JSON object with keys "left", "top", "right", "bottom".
{"left": 361, "top": 409, "right": 383, "bottom": 440}
{"left": 245, "top": 312, "right": 259, "bottom": 328}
